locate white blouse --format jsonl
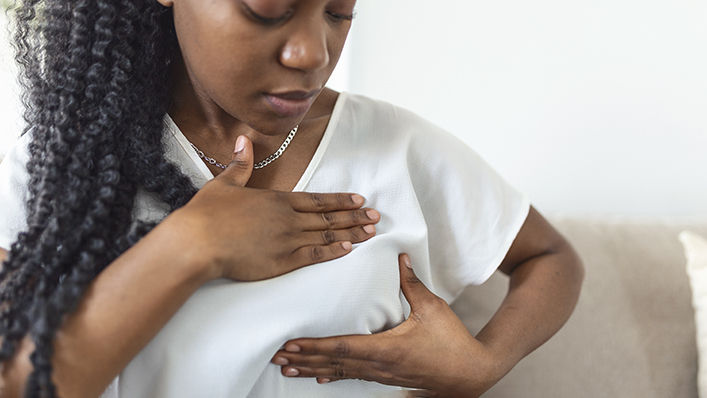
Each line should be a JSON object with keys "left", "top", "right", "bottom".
{"left": 0, "top": 92, "right": 530, "bottom": 397}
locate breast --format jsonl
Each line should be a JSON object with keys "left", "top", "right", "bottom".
{"left": 117, "top": 232, "right": 422, "bottom": 398}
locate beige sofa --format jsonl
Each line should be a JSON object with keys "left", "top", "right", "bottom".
{"left": 452, "top": 217, "right": 707, "bottom": 398}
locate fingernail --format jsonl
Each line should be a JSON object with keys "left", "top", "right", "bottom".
{"left": 403, "top": 254, "right": 412, "bottom": 269}
{"left": 273, "top": 357, "right": 288, "bottom": 365}
{"left": 235, "top": 135, "right": 246, "bottom": 154}
{"left": 366, "top": 209, "right": 379, "bottom": 220}
{"left": 351, "top": 194, "right": 364, "bottom": 205}
{"left": 285, "top": 344, "right": 301, "bottom": 352}
{"left": 341, "top": 241, "right": 352, "bottom": 250}
{"left": 285, "top": 368, "right": 300, "bottom": 376}
{"left": 319, "top": 378, "right": 331, "bottom": 384}
{"left": 363, "top": 225, "right": 375, "bottom": 234}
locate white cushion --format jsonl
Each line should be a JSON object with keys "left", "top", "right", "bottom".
{"left": 680, "top": 230, "right": 707, "bottom": 398}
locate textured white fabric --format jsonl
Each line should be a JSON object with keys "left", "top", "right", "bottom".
{"left": 0, "top": 92, "right": 530, "bottom": 397}
{"left": 680, "top": 231, "right": 707, "bottom": 398}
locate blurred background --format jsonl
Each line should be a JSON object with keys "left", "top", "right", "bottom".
{"left": 0, "top": 1, "right": 705, "bottom": 222}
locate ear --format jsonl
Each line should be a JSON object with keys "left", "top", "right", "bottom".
{"left": 156, "top": 0, "right": 174, "bottom": 7}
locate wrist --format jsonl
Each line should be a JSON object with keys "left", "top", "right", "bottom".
{"left": 443, "top": 340, "right": 508, "bottom": 398}
{"left": 474, "top": 332, "right": 520, "bottom": 379}
{"left": 157, "top": 209, "right": 222, "bottom": 284}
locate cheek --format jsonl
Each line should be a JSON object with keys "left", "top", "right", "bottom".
{"left": 327, "top": 29, "right": 350, "bottom": 68}
{"left": 172, "top": 1, "right": 276, "bottom": 94}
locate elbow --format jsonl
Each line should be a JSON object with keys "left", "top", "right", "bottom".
{"left": 564, "top": 240, "right": 585, "bottom": 287}
{"left": 552, "top": 236, "right": 586, "bottom": 296}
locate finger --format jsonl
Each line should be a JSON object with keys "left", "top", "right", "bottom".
{"left": 272, "top": 350, "right": 393, "bottom": 369}
{"left": 298, "top": 225, "right": 376, "bottom": 247}
{"left": 405, "top": 389, "right": 439, "bottom": 398}
{"left": 280, "top": 362, "right": 412, "bottom": 389}
{"left": 398, "top": 254, "right": 438, "bottom": 310}
{"left": 282, "top": 334, "right": 385, "bottom": 361}
{"left": 271, "top": 352, "right": 332, "bottom": 367}
{"left": 288, "top": 192, "right": 366, "bottom": 212}
{"left": 216, "top": 135, "right": 254, "bottom": 187}
{"left": 289, "top": 241, "right": 354, "bottom": 267}
{"left": 280, "top": 364, "right": 364, "bottom": 381}
{"left": 298, "top": 208, "right": 380, "bottom": 231}
{"left": 316, "top": 377, "right": 339, "bottom": 384}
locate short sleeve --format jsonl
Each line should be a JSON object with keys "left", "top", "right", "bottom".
{"left": 405, "top": 113, "right": 530, "bottom": 298}
{"left": 0, "top": 131, "right": 32, "bottom": 250}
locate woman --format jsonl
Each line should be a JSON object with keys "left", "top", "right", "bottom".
{"left": 0, "top": 0, "right": 584, "bottom": 397}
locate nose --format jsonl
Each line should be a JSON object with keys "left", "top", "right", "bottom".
{"left": 279, "top": 21, "right": 330, "bottom": 72}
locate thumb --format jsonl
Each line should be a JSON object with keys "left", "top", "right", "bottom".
{"left": 218, "top": 135, "right": 254, "bottom": 186}
{"left": 398, "top": 253, "right": 436, "bottom": 310}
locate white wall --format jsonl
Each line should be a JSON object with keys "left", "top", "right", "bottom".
{"left": 343, "top": 0, "right": 707, "bottom": 222}
{"left": 0, "top": 10, "right": 22, "bottom": 154}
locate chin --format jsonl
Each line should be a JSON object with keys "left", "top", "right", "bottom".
{"left": 248, "top": 117, "right": 302, "bottom": 137}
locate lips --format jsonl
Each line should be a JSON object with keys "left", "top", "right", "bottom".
{"left": 263, "top": 89, "right": 320, "bottom": 118}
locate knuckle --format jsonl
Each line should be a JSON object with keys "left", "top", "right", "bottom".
{"left": 309, "top": 246, "right": 324, "bottom": 262}
{"left": 310, "top": 194, "right": 326, "bottom": 210}
{"left": 433, "top": 296, "right": 448, "bottom": 308}
{"left": 334, "top": 364, "right": 346, "bottom": 378}
{"left": 333, "top": 341, "right": 350, "bottom": 358}
{"left": 352, "top": 210, "right": 364, "bottom": 223}
{"left": 321, "top": 212, "right": 336, "bottom": 227}
{"left": 321, "top": 230, "right": 336, "bottom": 244}
{"left": 231, "top": 159, "right": 250, "bottom": 169}
{"left": 423, "top": 295, "right": 447, "bottom": 311}
{"left": 350, "top": 227, "right": 365, "bottom": 241}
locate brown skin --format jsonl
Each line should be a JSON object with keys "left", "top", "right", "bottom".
{"left": 0, "top": 0, "right": 584, "bottom": 396}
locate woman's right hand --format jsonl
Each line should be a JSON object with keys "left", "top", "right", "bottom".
{"left": 170, "top": 135, "right": 380, "bottom": 282}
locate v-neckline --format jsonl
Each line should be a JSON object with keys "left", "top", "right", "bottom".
{"left": 163, "top": 91, "right": 348, "bottom": 192}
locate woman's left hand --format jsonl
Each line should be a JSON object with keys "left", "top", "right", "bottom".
{"left": 269, "top": 254, "right": 504, "bottom": 397}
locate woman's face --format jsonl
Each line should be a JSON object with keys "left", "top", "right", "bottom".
{"left": 158, "top": 0, "right": 356, "bottom": 135}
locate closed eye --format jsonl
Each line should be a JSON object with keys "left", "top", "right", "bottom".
{"left": 240, "top": 2, "right": 356, "bottom": 26}
{"left": 326, "top": 10, "right": 356, "bottom": 22}
{"left": 240, "top": 2, "right": 293, "bottom": 25}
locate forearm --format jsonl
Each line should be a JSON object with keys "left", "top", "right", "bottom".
{"left": 2, "top": 211, "right": 216, "bottom": 398}
{"left": 474, "top": 240, "right": 584, "bottom": 381}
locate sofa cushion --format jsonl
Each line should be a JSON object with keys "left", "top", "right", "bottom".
{"left": 451, "top": 218, "right": 707, "bottom": 398}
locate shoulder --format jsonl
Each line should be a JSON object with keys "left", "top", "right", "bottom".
{"left": 340, "top": 92, "right": 436, "bottom": 129}
{"left": 337, "top": 92, "right": 461, "bottom": 151}
{"left": 341, "top": 92, "right": 483, "bottom": 160}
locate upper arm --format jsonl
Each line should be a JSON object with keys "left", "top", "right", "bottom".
{"left": 496, "top": 205, "right": 574, "bottom": 276}
{"left": 0, "top": 247, "right": 7, "bottom": 264}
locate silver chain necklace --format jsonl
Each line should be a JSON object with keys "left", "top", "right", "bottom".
{"left": 188, "top": 125, "right": 299, "bottom": 170}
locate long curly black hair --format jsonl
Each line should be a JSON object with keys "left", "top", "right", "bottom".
{"left": 0, "top": 1, "right": 198, "bottom": 396}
